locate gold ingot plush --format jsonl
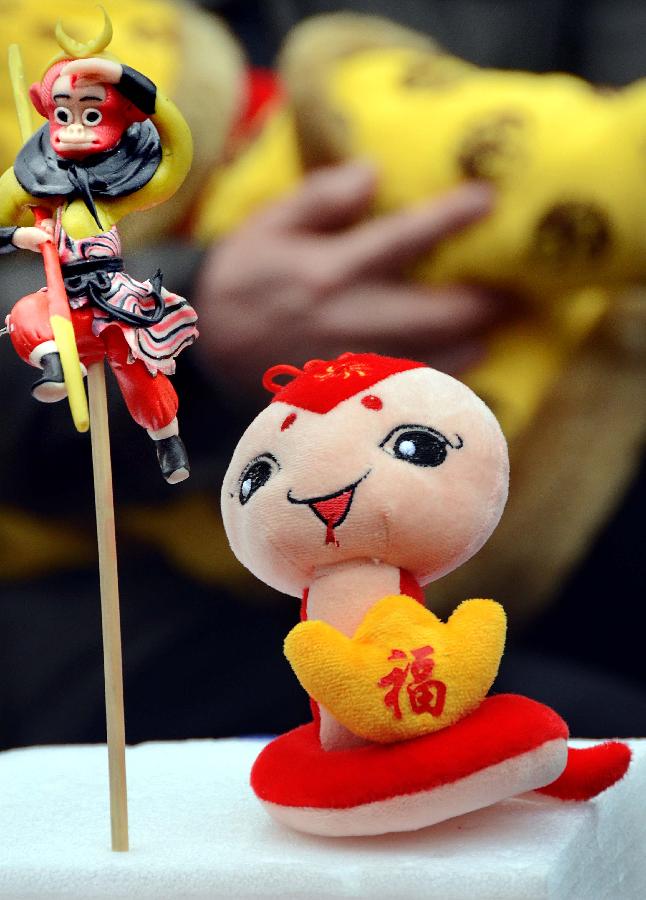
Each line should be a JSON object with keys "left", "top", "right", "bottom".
{"left": 194, "top": 14, "right": 644, "bottom": 439}
{"left": 285, "top": 594, "right": 506, "bottom": 743}
{"left": 321, "top": 52, "right": 646, "bottom": 296}
{"left": 197, "top": 14, "right": 646, "bottom": 296}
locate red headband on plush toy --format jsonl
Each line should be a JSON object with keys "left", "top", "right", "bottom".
{"left": 263, "top": 353, "right": 426, "bottom": 414}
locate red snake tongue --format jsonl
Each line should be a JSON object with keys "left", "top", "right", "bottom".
{"left": 311, "top": 490, "right": 353, "bottom": 526}
{"left": 311, "top": 489, "right": 354, "bottom": 546}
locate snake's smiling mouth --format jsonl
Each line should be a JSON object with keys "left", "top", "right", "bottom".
{"left": 287, "top": 470, "right": 371, "bottom": 546}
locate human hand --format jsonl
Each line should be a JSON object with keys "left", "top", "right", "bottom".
{"left": 194, "top": 163, "right": 511, "bottom": 400}
{"left": 61, "top": 57, "right": 122, "bottom": 87}
{"left": 12, "top": 221, "right": 54, "bottom": 252}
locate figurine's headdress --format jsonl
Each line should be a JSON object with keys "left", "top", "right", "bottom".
{"left": 46, "top": 5, "right": 115, "bottom": 72}
{"left": 263, "top": 352, "right": 426, "bottom": 414}
{"left": 29, "top": 7, "right": 146, "bottom": 136}
{"left": 30, "top": 7, "right": 119, "bottom": 116}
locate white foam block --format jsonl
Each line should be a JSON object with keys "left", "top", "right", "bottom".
{"left": 0, "top": 738, "right": 643, "bottom": 899}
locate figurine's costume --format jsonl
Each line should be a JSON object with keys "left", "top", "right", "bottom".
{"left": 7, "top": 224, "right": 196, "bottom": 433}
{"left": 0, "top": 62, "right": 197, "bottom": 478}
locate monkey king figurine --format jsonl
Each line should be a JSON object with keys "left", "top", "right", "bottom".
{"left": 1, "top": 11, "right": 198, "bottom": 483}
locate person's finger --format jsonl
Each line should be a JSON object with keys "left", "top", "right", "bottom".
{"left": 325, "top": 182, "right": 494, "bottom": 283}
{"left": 254, "top": 162, "right": 378, "bottom": 232}
{"left": 315, "top": 283, "right": 509, "bottom": 345}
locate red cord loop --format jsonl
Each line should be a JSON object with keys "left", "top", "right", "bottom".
{"left": 262, "top": 363, "right": 304, "bottom": 394}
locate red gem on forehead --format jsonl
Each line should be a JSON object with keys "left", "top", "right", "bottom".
{"left": 361, "top": 394, "right": 383, "bottom": 410}
{"left": 281, "top": 412, "right": 297, "bottom": 431}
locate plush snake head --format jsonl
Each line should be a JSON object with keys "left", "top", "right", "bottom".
{"left": 222, "top": 353, "right": 509, "bottom": 598}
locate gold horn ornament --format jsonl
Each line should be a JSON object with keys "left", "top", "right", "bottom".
{"left": 54, "top": 5, "right": 113, "bottom": 59}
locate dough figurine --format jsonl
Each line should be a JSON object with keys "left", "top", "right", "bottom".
{"left": 1, "top": 9, "right": 198, "bottom": 483}
{"left": 222, "top": 352, "right": 631, "bottom": 836}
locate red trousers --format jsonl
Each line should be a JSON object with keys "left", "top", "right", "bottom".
{"left": 9, "top": 292, "right": 178, "bottom": 432}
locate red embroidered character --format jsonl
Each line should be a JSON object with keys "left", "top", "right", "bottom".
{"left": 379, "top": 645, "right": 447, "bottom": 719}
{"left": 378, "top": 649, "right": 409, "bottom": 720}
{"left": 407, "top": 646, "right": 447, "bottom": 716}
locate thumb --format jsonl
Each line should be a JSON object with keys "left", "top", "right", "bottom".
{"left": 256, "top": 162, "right": 377, "bottom": 232}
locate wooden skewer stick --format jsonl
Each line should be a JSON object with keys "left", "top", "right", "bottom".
{"left": 88, "top": 361, "right": 129, "bottom": 852}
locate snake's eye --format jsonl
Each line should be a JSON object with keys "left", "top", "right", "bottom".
{"left": 238, "top": 454, "right": 280, "bottom": 504}
{"left": 82, "top": 108, "right": 103, "bottom": 126}
{"left": 380, "top": 425, "right": 462, "bottom": 467}
{"left": 54, "top": 106, "right": 72, "bottom": 125}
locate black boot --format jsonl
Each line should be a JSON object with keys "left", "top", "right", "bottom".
{"left": 31, "top": 352, "right": 67, "bottom": 403}
{"left": 155, "top": 435, "right": 190, "bottom": 484}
